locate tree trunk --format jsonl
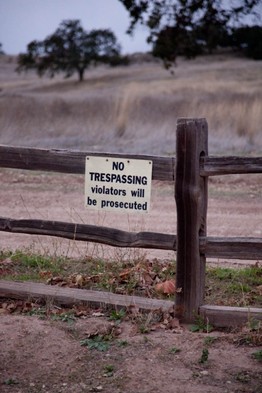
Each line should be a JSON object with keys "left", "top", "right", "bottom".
{"left": 78, "top": 68, "right": 84, "bottom": 82}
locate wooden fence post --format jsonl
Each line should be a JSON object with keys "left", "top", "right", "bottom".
{"left": 175, "top": 118, "right": 208, "bottom": 322}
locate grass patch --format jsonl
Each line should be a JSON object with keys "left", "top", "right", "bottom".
{"left": 205, "top": 266, "right": 262, "bottom": 307}
{"left": 1, "top": 249, "right": 261, "bottom": 307}
{"left": 0, "top": 249, "right": 65, "bottom": 281}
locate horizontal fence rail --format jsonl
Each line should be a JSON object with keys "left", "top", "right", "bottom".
{"left": 200, "top": 237, "right": 262, "bottom": 260}
{"left": 0, "top": 217, "right": 176, "bottom": 250}
{"left": 0, "top": 216, "right": 261, "bottom": 260}
{"left": 201, "top": 156, "right": 262, "bottom": 176}
{"left": 0, "top": 145, "right": 175, "bottom": 181}
{"left": 0, "top": 280, "right": 174, "bottom": 312}
{"left": 0, "top": 145, "right": 262, "bottom": 179}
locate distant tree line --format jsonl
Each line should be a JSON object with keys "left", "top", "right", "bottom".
{"left": 231, "top": 25, "right": 262, "bottom": 60}
{"left": 153, "top": 25, "right": 262, "bottom": 63}
{"left": 119, "top": 0, "right": 262, "bottom": 66}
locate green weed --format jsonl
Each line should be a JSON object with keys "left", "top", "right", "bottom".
{"left": 139, "top": 324, "right": 150, "bottom": 334}
{"left": 117, "top": 340, "right": 128, "bottom": 347}
{"left": 247, "top": 318, "right": 261, "bottom": 332}
{"left": 51, "top": 312, "right": 76, "bottom": 324}
{"left": 191, "top": 316, "right": 213, "bottom": 333}
{"left": 80, "top": 335, "right": 111, "bottom": 352}
{"left": 204, "top": 336, "right": 217, "bottom": 346}
{"left": 199, "top": 348, "right": 209, "bottom": 364}
{"left": 109, "top": 309, "right": 126, "bottom": 322}
{"left": 103, "top": 364, "right": 115, "bottom": 377}
{"left": 4, "top": 378, "right": 19, "bottom": 385}
{"left": 169, "top": 346, "right": 181, "bottom": 354}
{"left": 251, "top": 350, "right": 262, "bottom": 362}
{"left": 235, "top": 371, "right": 251, "bottom": 383}
{"left": 26, "top": 307, "right": 47, "bottom": 319}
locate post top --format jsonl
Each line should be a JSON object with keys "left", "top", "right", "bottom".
{"left": 177, "top": 118, "right": 207, "bottom": 125}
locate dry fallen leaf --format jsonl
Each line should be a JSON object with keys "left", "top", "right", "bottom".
{"left": 47, "top": 276, "right": 64, "bottom": 285}
{"left": 127, "top": 304, "right": 140, "bottom": 317}
{"left": 6, "top": 302, "right": 17, "bottom": 312}
{"left": 141, "top": 272, "right": 154, "bottom": 286}
{"left": 167, "top": 317, "right": 180, "bottom": 329}
{"left": 39, "top": 270, "right": 53, "bottom": 278}
{"left": 0, "top": 308, "right": 9, "bottom": 315}
{"left": 75, "top": 274, "right": 84, "bottom": 287}
{"left": 119, "top": 268, "right": 132, "bottom": 282}
{"left": 92, "top": 312, "right": 105, "bottom": 317}
{"left": 155, "top": 280, "right": 176, "bottom": 295}
{"left": 256, "top": 285, "right": 262, "bottom": 296}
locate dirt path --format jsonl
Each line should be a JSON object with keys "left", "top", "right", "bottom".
{"left": 0, "top": 169, "right": 262, "bottom": 263}
{"left": 0, "top": 169, "right": 261, "bottom": 264}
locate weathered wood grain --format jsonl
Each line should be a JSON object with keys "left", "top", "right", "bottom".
{"left": 0, "top": 145, "right": 175, "bottom": 181}
{"left": 0, "top": 280, "right": 174, "bottom": 311}
{"left": 175, "top": 118, "right": 208, "bottom": 322}
{"left": 200, "top": 305, "right": 262, "bottom": 327}
{"left": 0, "top": 217, "right": 176, "bottom": 250}
{"left": 201, "top": 156, "right": 262, "bottom": 176}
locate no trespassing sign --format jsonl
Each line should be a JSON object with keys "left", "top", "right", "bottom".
{"left": 85, "top": 157, "right": 152, "bottom": 213}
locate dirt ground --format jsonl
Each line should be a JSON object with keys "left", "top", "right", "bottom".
{"left": 0, "top": 169, "right": 261, "bottom": 393}
{"left": 0, "top": 313, "right": 261, "bottom": 393}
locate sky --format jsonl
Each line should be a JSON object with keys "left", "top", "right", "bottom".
{"left": 0, "top": 0, "right": 151, "bottom": 55}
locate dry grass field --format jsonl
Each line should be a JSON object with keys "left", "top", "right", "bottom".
{"left": 0, "top": 53, "right": 261, "bottom": 155}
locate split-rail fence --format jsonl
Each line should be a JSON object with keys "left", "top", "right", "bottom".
{"left": 0, "top": 118, "right": 261, "bottom": 326}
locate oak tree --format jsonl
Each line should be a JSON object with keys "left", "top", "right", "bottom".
{"left": 17, "top": 20, "right": 121, "bottom": 82}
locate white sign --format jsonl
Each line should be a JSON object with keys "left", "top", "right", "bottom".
{"left": 85, "top": 157, "right": 152, "bottom": 213}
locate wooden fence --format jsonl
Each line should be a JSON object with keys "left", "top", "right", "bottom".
{"left": 0, "top": 118, "right": 261, "bottom": 326}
